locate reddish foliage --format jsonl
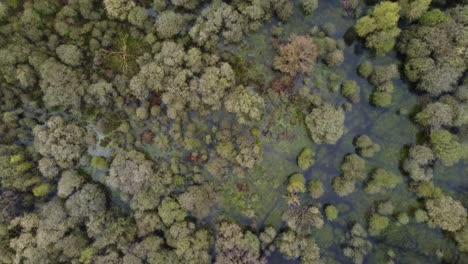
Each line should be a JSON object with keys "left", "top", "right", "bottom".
{"left": 141, "top": 130, "right": 154, "bottom": 144}
{"left": 149, "top": 92, "right": 162, "bottom": 106}
{"left": 271, "top": 76, "right": 294, "bottom": 94}
{"left": 274, "top": 35, "right": 318, "bottom": 76}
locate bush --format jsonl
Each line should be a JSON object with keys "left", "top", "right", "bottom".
{"left": 354, "top": 135, "right": 380, "bottom": 158}
{"left": 33, "top": 183, "right": 52, "bottom": 197}
{"left": 325, "top": 205, "right": 338, "bottom": 221}
{"left": 297, "top": 147, "right": 315, "bottom": 171}
{"left": 287, "top": 173, "right": 306, "bottom": 193}
{"left": 368, "top": 214, "right": 389, "bottom": 236}
{"left": 341, "top": 80, "right": 360, "bottom": 103}
{"left": 365, "top": 168, "right": 402, "bottom": 194}
{"left": 309, "top": 179, "right": 324, "bottom": 198}
{"left": 358, "top": 60, "right": 373, "bottom": 78}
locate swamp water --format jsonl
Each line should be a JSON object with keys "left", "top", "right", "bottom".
{"left": 82, "top": 1, "right": 467, "bottom": 263}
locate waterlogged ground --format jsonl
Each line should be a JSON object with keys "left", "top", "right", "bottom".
{"left": 80, "top": 2, "right": 468, "bottom": 263}
{"left": 217, "top": 2, "right": 466, "bottom": 263}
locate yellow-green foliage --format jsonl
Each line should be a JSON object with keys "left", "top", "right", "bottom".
{"left": 287, "top": 173, "right": 306, "bottom": 193}
{"left": 341, "top": 80, "right": 360, "bottom": 103}
{"left": 325, "top": 205, "right": 338, "bottom": 221}
{"left": 33, "top": 183, "right": 52, "bottom": 197}
{"left": 355, "top": 1, "right": 401, "bottom": 54}
{"left": 368, "top": 213, "right": 389, "bottom": 236}
{"left": 91, "top": 156, "right": 109, "bottom": 170}
{"left": 308, "top": 179, "right": 324, "bottom": 198}
{"left": 297, "top": 147, "right": 315, "bottom": 171}
{"left": 430, "top": 129, "right": 463, "bottom": 166}
{"left": 354, "top": 135, "right": 380, "bottom": 158}
{"left": 365, "top": 168, "right": 402, "bottom": 194}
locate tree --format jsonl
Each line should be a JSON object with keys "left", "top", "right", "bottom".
{"left": 158, "top": 197, "right": 187, "bottom": 226}
{"left": 283, "top": 206, "right": 324, "bottom": 232}
{"left": 403, "top": 145, "right": 435, "bottom": 181}
{"left": 38, "top": 58, "right": 86, "bottom": 110}
{"left": 276, "top": 230, "right": 321, "bottom": 262}
{"left": 368, "top": 214, "right": 389, "bottom": 236}
{"left": 103, "top": 0, "right": 135, "bottom": 20}
{"left": 305, "top": 104, "right": 345, "bottom": 144}
{"left": 426, "top": 195, "right": 467, "bottom": 232}
{"left": 156, "top": 11, "right": 190, "bottom": 39}
{"left": 33, "top": 116, "right": 92, "bottom": 168}
{"left": 274, "top": 35, "right": 318, "bottom": 76}
{"left": 224, "top": 86, "right": 265, "bottom": 124}
{"left": 108, "top": 150, "right": 155, "bottom": 195}
{"left": 297, "top": 147, "right": 315, "bottom": 171}
{"left": 215, "top": 222, "right": 265, "bottom": 264}
{"left": 300, "top": 0, "right": 318, "bottom": 15}
{"left": 416, "top": 102, "right": 454, "bottom": 128}
{"left": 56, "top": 44, "right": 83, "bottom": 67}
{"left": 355, "top": 1, "right": 401, "bottom": 54}
{"left": 399, "top": 0, "right": 431, "bottom": 21}
{"left": 65, "top": 183, "right": 107, "bottom": 220}
{"left": 430, "top": 129, "right": 463, "bottom": 166}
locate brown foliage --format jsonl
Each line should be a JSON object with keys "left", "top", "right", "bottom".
{"left": 271, "top": 76, "right": 294, "bottom": 94}
{"left": 274, "top": 36, "right": 318, "bottom": 76}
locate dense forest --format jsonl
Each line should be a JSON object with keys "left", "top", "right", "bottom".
{"left": 0, "top": 0, "right": 467, "bottom": 263}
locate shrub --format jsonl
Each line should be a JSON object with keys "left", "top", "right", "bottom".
{"left": 368, "top": 214, "right": 389, "bottom": 236}
{"left": 354, "top": 135, "right": 380, "bottom": 158}
{"left": 308, "top": 179, "right": 324, "bottom": 198}
{"left": 33, "top": 183, "right": 52, "bottom": 197}
{"left": 287, "top": 173, "right": 306, "bottom": 193}
{"left": 341, "top": 80, "right": 360, "bottom": 103}
{"left": 325, "top": 205, "right": 338, "bottom": 221}
{"left": 365, "top": 168, "right": 402, "bottom": 194}
{"left": 358, "top": 60, "right": 373, "bottom": 78}
{"left": 297, "top": 147, "right": 315, "bottom": 170}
